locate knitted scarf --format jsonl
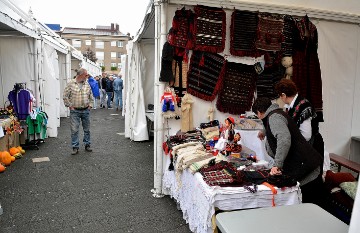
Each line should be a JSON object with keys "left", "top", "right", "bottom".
{"left": 193, "top": 5, "right": 226, "bottom": 53}
{"left": 187, "top": 51, "right": 226, "bottom": 101}
{"left": 216, "top": 62, "right": 257, "bottom": 114}
{"left": 230, "top": 10, "right": 261, "bottom": 57}
{"left": 255, "top": 13, "right": 284, "bottom": 52}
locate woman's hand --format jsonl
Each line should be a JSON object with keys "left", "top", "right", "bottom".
{"left": 270, "top": 167, "right": 282, "bottom": 175}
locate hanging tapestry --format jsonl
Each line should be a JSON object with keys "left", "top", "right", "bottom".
{"left": 168, "top": 7, "right": 195, "bottom": 49}
{"left": 255, "top": 13, "right": 284, "bottom": 52}
{"left": 256, "top": 65, "right": 285, "bottom": 100}
{"left": 187, "top": 51, "right": 226, "bottom": 101}
{"left": 193, "top": 5, "right": 226, "bottom": 53}
{"left": 216, "top": 62, "right": 257, "bottom": 114}
{"left": 282, "top": 15, "right": 296, "bottom": 56}
{"left": 230, "top": 10, "right": 261, "bottom": 57}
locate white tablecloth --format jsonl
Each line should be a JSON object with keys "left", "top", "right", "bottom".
{"left": 163, "top": 158, "right": 302, "bottom": 233}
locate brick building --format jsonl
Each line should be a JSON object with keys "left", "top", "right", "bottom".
{"left": 59, "top": 23, "right": 130, "bottom": 74}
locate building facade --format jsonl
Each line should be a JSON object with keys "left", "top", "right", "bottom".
{"left": 59, "top": 23, "right": 130, "bottom": 74}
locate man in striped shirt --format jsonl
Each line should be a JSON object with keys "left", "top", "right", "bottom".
{"left": 63, "top": 68, "right": 93, "bottom": 155}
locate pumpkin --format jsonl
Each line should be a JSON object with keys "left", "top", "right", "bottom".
{"left": 10, "top": 156, "right": 15, "bottom": 162}
{"left": 0, "top": 164, "right": 5, "bottom": 173}
{"left": 17, "top": 146, "right": 25, "bottom": 155}
{"left": 9, "top": 147, "right": 20, "bottom": 156}
{"left": 1, "top": 151, "right": 12, "bottom": 166}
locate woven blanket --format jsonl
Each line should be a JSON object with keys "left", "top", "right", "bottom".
{"left": 282, "top": 15, "right": 296, "bottom": 56}
{"left": 168, "top": 8, "right": 195, "bottom": 49}
{"left": 230, "top": 10, "right": 261, "bottom": 57}
{"left": 255, "top": 13, "right": 284, "bottom": 52}
{"left": 216, "top": 62, "right": 257, "bottom": 115}
{"left": 187, "top": 51, "right": 226, "bottom": 101}
{"left": 193, "top": 5, "right": 226, "bottom": 53}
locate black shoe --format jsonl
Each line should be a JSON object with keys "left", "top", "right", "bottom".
{"left": 85, "top": 145, "right": 92, "bottom": 152}
{"left": 71, "top": 148, "right": 79, "bottom": 155}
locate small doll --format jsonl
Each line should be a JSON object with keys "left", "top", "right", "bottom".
{"left": 224, "top": 117, "right": 235, "bottom": 142}
{"left": 161, "top": 86, "right": 178, "bottom": 119}
{"left": 207, "top": 107, "right": 214, "bottom": 121}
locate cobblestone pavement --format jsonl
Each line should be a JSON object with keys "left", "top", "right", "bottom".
{"left": 0, "top": 108, "right": 191, "bottom": 233}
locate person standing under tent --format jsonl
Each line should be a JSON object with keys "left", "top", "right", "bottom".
{"left": 63, "top": 68, "right": 93, "bottom": 155}
{"left": 105, "top": 75, "right": 114, "bottom": 109}
{"left": 113, "top": 74, "right": 123, "bottom": 111}
{"left": 252, "top": 97, "right": 325, "bottom": 206}
{"left": 100, "top": 72, "right": 107, "bottom": 108}
{"left": 88, "top": 75, "right": 100, "bottom": 109}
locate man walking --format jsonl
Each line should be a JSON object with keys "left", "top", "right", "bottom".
{"left": 105, "top": 76, "right": 114, "bottom": 109}
{"left": 100, "top": 72, "right": 107, "bottom": 108}
{"left": 63, "top": 68, "right": 93, "bottom": 155}
{"left": 113, "top": 74, "right": 123, "bottom": 111}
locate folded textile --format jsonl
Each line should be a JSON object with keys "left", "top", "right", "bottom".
{"left": 189, "top": 156, "right": 225, "bottom": 174}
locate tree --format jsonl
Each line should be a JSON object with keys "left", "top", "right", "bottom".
{"left": 83, "top": 47, "right": 97, "bottom": 63}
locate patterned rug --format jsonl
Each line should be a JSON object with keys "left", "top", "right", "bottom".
{"left": 187, "top": 51, "right": 226, "bottom": 101}
{"left": 255, "top": 13, "right": 284, "bottom": 52}
{"left": 216, "top": 62, "right": 257, "bottom": 114}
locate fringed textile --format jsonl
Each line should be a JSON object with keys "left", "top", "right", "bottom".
{"left": 230, "top": 10, "right": 261, "bottom": 57}
{"left": 187, "top": 51, "right": 226, "bottom": 101}
{"left": 193, "top": 5, "right": 226, "bottom": 53}
{"left": 168, "top": 7, "right": 195, "bottom": 49}
{"left": 255, "top": 13, "right": 284, "bottom": 52}
{"left": 216, "top": 62, "right": 257, "bottom": 114}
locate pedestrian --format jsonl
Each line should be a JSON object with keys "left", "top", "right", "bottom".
{"left": 106, "top": 75, "right": 114, "bottom": 109}
{"left": 63, "top": 68, "right": 93, "bottom": 155}
{"left": 252, "top": 97, "right": 324, "bottom": 206}
{"left": 113, "top": 74, "right": 123, "bottom": 111}
{"left": 100, "top": 72, "right": 107, "bottom": 108}
{"left": 88, "top": 75, "right": 100, "bottom": 109}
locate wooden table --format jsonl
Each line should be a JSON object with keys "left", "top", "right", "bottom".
{"left": 216, "top": 203, "right": 349, "bottom": 233}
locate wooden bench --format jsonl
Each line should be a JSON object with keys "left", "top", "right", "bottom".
{"left": 329, "top": 153, "right": 360, "bottom": 179}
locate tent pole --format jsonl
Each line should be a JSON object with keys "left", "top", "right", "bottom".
{"left": 152, "top": 0, "right": 167, "bottom": 197}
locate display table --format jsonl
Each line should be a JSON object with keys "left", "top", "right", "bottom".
{"left": 216, "top": 203, "right": 349, "bottom": 233}
{"left": 163, "top": 159, "right": 301, "bottom": 233}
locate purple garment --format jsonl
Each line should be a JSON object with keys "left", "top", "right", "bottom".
{"left": 8, "top": 89, "right": 31, "bottom": 120}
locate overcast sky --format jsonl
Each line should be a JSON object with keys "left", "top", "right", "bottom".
{"left": 10, "top": 0, "right": 150, "bottom": 36}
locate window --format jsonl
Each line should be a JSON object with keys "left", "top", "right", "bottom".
{"left": 72, "top": 39, "right": 81, "bottom": 47}
{"left": 85, "top": 40, "right": 91, "bottom": 45}
{"left": 96, "top": 52, "right": 104, "bottom": 60}
{"left": 111, "top": 52, "right": 117, "bottom": 59}
{"left": 111, "top": 41, "right": 116, "bottom": 47}
{"left": 111, "top": 63, "right": 117, "bottom": 67}
{"left": 95, "top": 41, "right": 104, "bottom": 49}
{"left": 117, "top": 41, "right": 123, "bottom": 47}
{"left": 117, "top": 52, "right": 123, "bottom": 58}
{"left": 98, "top": 62, "right": 104, "bottom": 67}
{"left": 118, "top": 63, "right": 122, "bottom": 69}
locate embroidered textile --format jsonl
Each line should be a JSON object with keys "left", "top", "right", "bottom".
{"left": 230, "top": 10, "right": 261, "bottom": 57}
{"left": 187, "top": 51, "right": 226, "bottom": 101}
{"left": 255, "top": 13, "right": 284, "bottom": 52}
{"left": 193, "top": 5, "right": 226, "bottom": 53}
{"left": 168, "top": 8, "right": 195, "bottom": 49}
{"left": 216, "top": 62, "right": 257, "bottom": 114}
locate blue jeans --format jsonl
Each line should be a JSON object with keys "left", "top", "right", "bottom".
{"left": 70, "top": 109, "right": 91, "bottom": 149}
{"left": 114, "top": 90, "right": 122, "bottom": 109}
{"left": 106, "top": 92, "right": 113, "bottom": 108}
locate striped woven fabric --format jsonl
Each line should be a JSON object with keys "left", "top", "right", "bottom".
{"left": 255, "top": 13, "right": 284, "bottom": 52}
{"left": 256, "top": 65, "right": 285, "bottom": 100}
{"left": 193, "top": 5, "right": 226, "bottom": 53}
{"left": 168, "top": 8, "right": 195, "bottom": 49}
{"left": 230, "top": 10, "right": 261, "bottom": 57}
{"left": 216, "top": 62, "right": 257, "bottom": 114}
{"left": 187, "top": 51, "right": 226, "bottom": 101}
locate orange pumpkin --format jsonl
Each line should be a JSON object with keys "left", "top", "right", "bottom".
{"left": 0, "top": 151, "right": 12, "bottom": 166}
{"left": 10, "top": 156, "right": 15, "bottom": 162}
{"left": 0, "top": 164, "right": 5, "bottom": 173}
{"left": 9, "top": 147, "right": 20, "bottom": 156}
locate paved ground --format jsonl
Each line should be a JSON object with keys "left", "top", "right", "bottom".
{"left": 0, "top": 108, "right": 191, "bottom": 233}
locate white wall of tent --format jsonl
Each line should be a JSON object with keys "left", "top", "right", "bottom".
{"left": 0, "top": 0, "right": 101, "bottom": 138}
{"left": 123, "top": 0, "right": 360, "bottom": 232}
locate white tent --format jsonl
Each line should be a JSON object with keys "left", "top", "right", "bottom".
{"left": 0, "top": 0, "right": 101, "bottom": 137}
{"left": 127, "top": 0, "right": 360, "bottom": 231}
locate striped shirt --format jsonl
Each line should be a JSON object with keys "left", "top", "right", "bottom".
{"left": 63, "top": 79, "right": 93, "bottom": 108}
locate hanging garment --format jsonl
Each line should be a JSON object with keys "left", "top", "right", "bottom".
{"left": 168, "top": 7, "right": 195, "bottom": 49}
{"left": 180, "top": 93, "right": 194, "bottom": 132}
{"left": 8, "top": 88, "right": 33, "bottom": 120}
